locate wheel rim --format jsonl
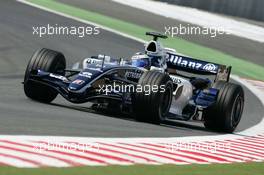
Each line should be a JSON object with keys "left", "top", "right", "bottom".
{"left": 231, "top": 94, "right": 244, "bottom": 126}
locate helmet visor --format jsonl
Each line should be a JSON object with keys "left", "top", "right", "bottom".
{"left": 132, "top": 58, "right": 150, "bottom": 68}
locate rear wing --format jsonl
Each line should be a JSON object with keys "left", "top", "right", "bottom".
{"left": 166, "top": 52, "right": 231, "bottom": 82}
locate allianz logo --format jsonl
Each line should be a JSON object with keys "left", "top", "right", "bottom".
{"left": 168, "top": 55, "right": 202, "bottom": 69}
{"left": 168, "top": 54, "right": 217, "bottom": 71}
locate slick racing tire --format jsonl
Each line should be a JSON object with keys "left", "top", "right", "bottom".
{"left": 203, "top": 81, "right": 244, "bottom": 133}
{"left": 24, "top": 48, "right": 66, "bottom": 103}
{"left": 133, "top": 71, "right": 173, "bottom": 124}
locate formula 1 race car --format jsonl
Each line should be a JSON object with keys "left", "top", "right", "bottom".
{"left": 23, "top": 32, "right": 244, "bottom": 133}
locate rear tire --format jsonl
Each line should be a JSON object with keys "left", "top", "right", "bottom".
{"left": 204, "top": 81, "right": 244, "bottom": 133}
{"left": 24, "top": 48, "right": 66, "bottom": 103}
{"left": 132, "top": 71, "right": 173, "bottom": 124}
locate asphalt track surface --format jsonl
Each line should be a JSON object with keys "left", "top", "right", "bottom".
{"left": 0, "top": 0, "right": 263, "bottom": 137}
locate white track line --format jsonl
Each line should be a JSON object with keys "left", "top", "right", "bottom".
{"left": 112, "top": 0, "right": 264, "bottom": 43}
{"left": 232, "top": 76, "right": 264, "bottom": 136}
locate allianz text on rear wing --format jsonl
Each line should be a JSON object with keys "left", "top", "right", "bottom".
{"left": 166, "top": 52, "right": 232, "bottom": 82}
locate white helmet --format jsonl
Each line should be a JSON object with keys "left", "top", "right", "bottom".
{"left": 144, "top": 41, "right": 167, "bottom": 69}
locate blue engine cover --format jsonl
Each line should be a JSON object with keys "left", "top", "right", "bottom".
{"left": 195, "top": 88, "right": 218, "bottom": 107}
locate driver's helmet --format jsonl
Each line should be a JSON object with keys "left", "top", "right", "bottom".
{"left": 131, "top": 52, "right": 166, "bottom": 70}
{"left": 145, "top": 40, "right": 167, "bottom": 69}
{"left": 131, "top": 53, "right": 151, "bottom": 69}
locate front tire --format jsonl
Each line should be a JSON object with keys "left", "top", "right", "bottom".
{"left": 204, "top": 81, "right": 244, "bottom": 133}
{"left": 132, "top": 71, "right": 173, "bottom": 124}
{"left": 24, "top": 48, "right": 66, "bottom": 103}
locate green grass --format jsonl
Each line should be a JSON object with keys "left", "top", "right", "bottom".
{"left": 27, "top": 0, "right": 264, "bottom": 80}
{"left": 1, "top": 162, "right": 264, "bottom": 175}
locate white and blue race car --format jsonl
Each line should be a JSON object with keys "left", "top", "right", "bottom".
{"left": 23, "top": 32, "right": 244, "bottom": 133}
